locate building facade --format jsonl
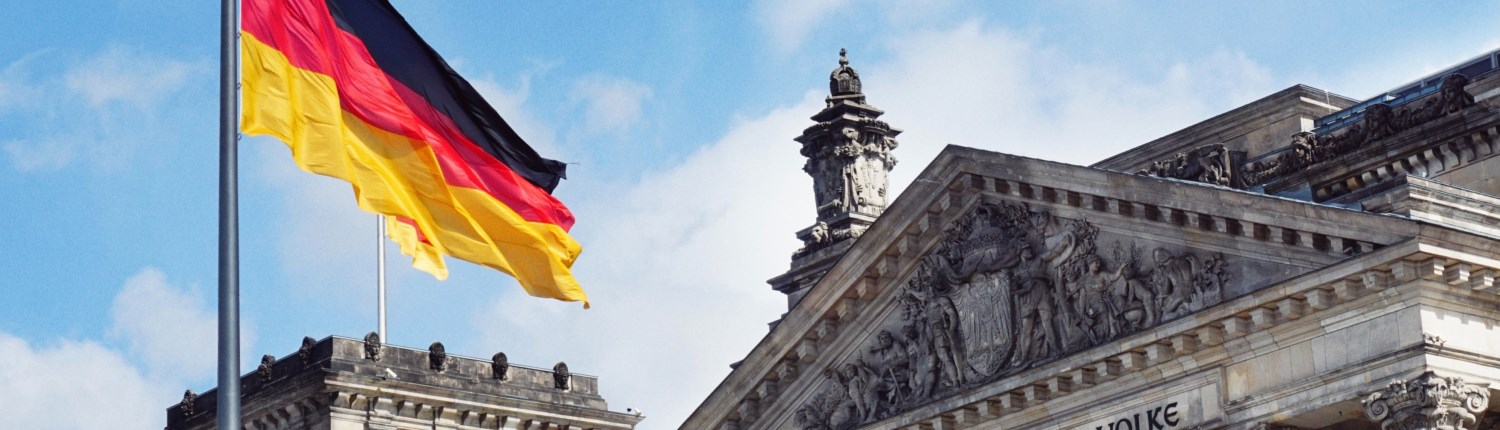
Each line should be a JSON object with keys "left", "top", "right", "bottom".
{"left": 166, "top": 335, "right": 643, "bottom": 430}
{"left": 685, "top": 49, "right": 1500, "bottom": 430}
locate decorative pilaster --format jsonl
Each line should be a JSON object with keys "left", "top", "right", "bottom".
{"left": 1362, "top": 371, "right": 1491, "bottom": 430}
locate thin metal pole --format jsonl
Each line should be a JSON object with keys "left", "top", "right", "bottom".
{"left": 378, "top": 215, "right": 387, "bottom": 340}
{"left": 216, "top": 0, "right": 241, "bottom": 428}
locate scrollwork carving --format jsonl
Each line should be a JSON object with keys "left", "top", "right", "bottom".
{"left": 797, "top": 201, "right": 1235, "bottom": 428}
{"left": 1363, "top": 371, "right": 1491, "bottom": 430}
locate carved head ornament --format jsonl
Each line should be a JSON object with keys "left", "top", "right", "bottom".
{"left": 428, "top": 342, "right": 448, "bottom": 372}
{"left": 363, "top": 332, "right": 382, "bottom": 362}
{"left": 553, "top": 362, "right": 571, "bottom": 390}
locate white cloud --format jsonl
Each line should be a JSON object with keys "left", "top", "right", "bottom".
{"left": 570, "top": 75, "right": 653, "bottom": 134}
{"left": 0, "top": 267, "right": 242, "bottom": 430}
{"left": 0, "top": 333, "right": 161, "bottom": 430}
{"left": 472, "top": 92, "right": 821, "bottom": 429}
{"left": 63, "top": 45, "right": 194, "bottom": 108}
{"left": 870, "top": 21, "right": 1274, "bottom": 194}
{"left": 754, "top": 0, "right": 852, "bottom": 53}
{"left": 108, "top": 267, "right": 230, "bottom": 381}
{"left": 3, "top": 137, "right": 76, "bottom": 172}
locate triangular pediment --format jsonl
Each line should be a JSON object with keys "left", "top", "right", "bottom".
{"left": 685, "top": 146, "right": 1422, "bottom": 430}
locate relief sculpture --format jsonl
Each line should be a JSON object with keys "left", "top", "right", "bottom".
{"left": 797, "top": 201, "right": 1230, "bottom": 429}
{"left": 1243, "top": 73, "right": 1478, "bottom": 186}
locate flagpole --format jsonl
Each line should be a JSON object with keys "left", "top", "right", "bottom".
{"left": 378, "top": 215, "right": 387, "bottom": 341}
{"left": 216, "top": 0, "right": 242, "bottom": 428}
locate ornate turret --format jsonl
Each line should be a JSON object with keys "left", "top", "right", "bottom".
{"left": 769, "top": 49, "right": 901, "bottom": 310}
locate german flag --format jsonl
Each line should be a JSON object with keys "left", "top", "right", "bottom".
{"left": 241, "top": 0, "right": 587, "bottom": 307}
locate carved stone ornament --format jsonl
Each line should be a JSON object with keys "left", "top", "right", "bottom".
{"left": 491, "top": 352, "right": 509, "bottom": 380}
{"left": 553, "top": 362, "right": 571, "bottom": 390}
{"left": 830, "top": 48, "right": 861, "bottom": 97}
{"left": 792, "top": 50, "right": 901, "bottom": 261}
{"left": 797, "top": 201, "right": 1233, "bottom": 429}
{"left": 1137, "top": 143, "right": 1241, "bottom": 187}
{"left": 180, "top": 390, "right": 197, "bottom": 416}
{"left": 1245, "top": 73, "right": 1478, "bottom": 186}
{"left": 363, "top": 332, "right": 382, "bottom": 362}
{"left": 1363, "top": 371, "right": 1491, "bottom": 430}
{"left": 257, "top": 354, "right": 275, "bottom": 383}
{"left": 428, "top": 342, "right": 448, "bottom": 372}
{"left": 298, "top": 336, "right": 316, "bottom": 365}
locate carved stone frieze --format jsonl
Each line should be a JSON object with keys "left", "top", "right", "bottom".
{"left": 797, "top": 201, "right": 1235, "bottom": 429}
{"left": 1245, "top": 74, "right": 1478, "bottom": 186}
{"left": 1137, "top": 143, "right": 1242, "bottom": 187}
{"left": 1362, "top": 371, "right": 1491, "bottom": 430}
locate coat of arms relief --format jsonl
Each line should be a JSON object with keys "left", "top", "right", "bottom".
{"left": 796, "top": 201, "right": 1234, "bottom": 429}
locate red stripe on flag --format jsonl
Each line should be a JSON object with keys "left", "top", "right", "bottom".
{"left": 242, "top": 0, "right": 574, "bottom": 230}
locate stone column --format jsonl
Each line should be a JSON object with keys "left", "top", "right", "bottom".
{"left": 1362, "top": 371, "right": 1490, "bottom": 430}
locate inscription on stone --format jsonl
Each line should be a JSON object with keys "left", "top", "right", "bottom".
{"left": 1074, "top": 386, "right": 1219, "bottom": 430}
{"left": 1088, "top": 402, "right": 1180, "bottom": 430}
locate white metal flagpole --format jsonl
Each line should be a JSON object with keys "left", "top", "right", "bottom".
{"left": 378, "top": 214, "right": 387, "bottom": 341}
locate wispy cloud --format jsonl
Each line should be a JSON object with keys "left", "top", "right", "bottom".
{"left": 3, "top": 136, "right": 77, "bottom": 173}
{"left": 570, "top": 75, "right": 653, "bottom": 135}
{"left": 754, "top": 0, "right": 852, "bottom": 53}
{"left": 0, "top": 46, "right": 202, "bottom": 173}
{"left": 64, "top": 45, "right": 194, "bottom": 108}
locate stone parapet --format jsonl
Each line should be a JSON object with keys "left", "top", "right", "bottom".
{"left": 166, "top": 336, "right": 641, "bottom": 430}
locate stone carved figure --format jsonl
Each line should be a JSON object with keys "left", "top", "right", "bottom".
{"left": 491, "top": 352, "right": 509, "bottom": 380}
{"left": 553, "top": 362, "right": 570, "bottom": 390}
{"left": 428, "top": 342, "right": 448, "bottom": 372}
{"left": 180, "top": 390, "right": 197, "bottom": 416}
{"left": 1138, "top": 143, "right": 1235, "bottom": 187}
{"left": 1363, "top": 371, "right": 1491, "bottom": 430}
{"left": 298, "top": 336, "right": 316, "bottom": 365}
{"left": 363, "top": 332, "right": 382, "bottom": 362}
{"left": 798, "top": 201, "right": 1234, "bottom": 428}
{"left": 1440, "top": 74, "right": 1475, "bottom": 114}
{"left": 258, "top": 354, "right": 275, "bottom": 383}
{"left": 1244, "top": 74, "right": 1478, "bottom": 186}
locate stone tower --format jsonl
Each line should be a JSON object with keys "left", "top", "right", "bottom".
{"left": 769, "top": 49, "right": 901, "bottom": 309}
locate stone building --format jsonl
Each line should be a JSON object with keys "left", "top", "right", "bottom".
{"left": 685, "top": 48, "right": 1500, "bottom": 430}
{"left": 166, "top": 335, "right": 643, "bottom": 430}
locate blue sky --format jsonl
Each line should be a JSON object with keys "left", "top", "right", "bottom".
{"left": 1, "top": 1, "right": 1497, "bottom": 428}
